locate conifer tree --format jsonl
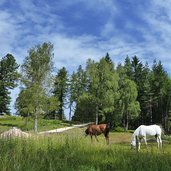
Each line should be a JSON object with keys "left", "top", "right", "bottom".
{"left": 0, "top": 54, "right": 19, "bottom": 115}
{"left": 53, "top": 67, "right": 68, "bottom": 120}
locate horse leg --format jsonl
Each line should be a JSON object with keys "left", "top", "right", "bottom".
{"left": 90, "top": 135, "right": 93, "bottom": 142}
{"left": 95, "top": 135, "right": 99, "bottom": 142}
{"left": 136, "top": 136, "right": 140, "bottom": 152}
{"left": 138, "top": 141, "right": 141, "bottom": 151}
{"left": 104, "top": 135, "right": 109, "bottom": 145}
{"left": 105, "top": 136, "right": 109, "bottom": 145}
{"left": 157, "top": 136, "right": 160, "bottom": 149}
{"left": 156, "top": 135, "right": 162, "bottom": 149}
{"left": 155, "top": 135, "right": 160, "bottom": 149}
{"left": 104, "top": 132, "right": 109, "bottom": 145}
{"left": 143, "top": 136, "right": 148, "bottom": 148}
{"left": 159, "top": 136, "right": 162, "bottom": 149}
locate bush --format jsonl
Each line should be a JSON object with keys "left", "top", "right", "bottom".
{"left": 114, "top": 126, "right": 124, "bottom": 132}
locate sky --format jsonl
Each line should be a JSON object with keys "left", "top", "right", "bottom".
{"left": 1, "top": 0, "right": 171, "bottom": 117}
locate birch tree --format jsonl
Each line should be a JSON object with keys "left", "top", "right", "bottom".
{"left": 20, "top": 42, "right": 54, "bottom": 133}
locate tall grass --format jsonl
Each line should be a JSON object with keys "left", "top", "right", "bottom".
{"left": 0, "top": 133, "right": 171, "bottom": 171}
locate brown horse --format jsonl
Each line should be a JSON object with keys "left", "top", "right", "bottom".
{"left": 85, "top": 123, "right": 110, "bottom": 144}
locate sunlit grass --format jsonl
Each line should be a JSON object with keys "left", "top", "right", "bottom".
{"left": 0, "top": 130, "right": 171, "bottom": 171}
{"left": 0, "top": 116, "right": 72, "bottom": 133}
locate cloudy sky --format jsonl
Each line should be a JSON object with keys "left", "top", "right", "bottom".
{"left": 1, "top": 0, "right": 171, "bottom": 115}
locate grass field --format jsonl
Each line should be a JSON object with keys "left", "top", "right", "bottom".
{"left": 0, "top": 115, "right": 72, "bottom": 133}
{"left": 0, "top": 126, "right": 171, "bottom": 171}
{"left": 0, "top": 116, "right": 171, "bottom": 171}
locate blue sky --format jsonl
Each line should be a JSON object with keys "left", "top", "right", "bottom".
{"left": 1, "top": 0, "right": 171, "bottom": 116}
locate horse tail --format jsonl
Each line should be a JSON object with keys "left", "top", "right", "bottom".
{"left": 157, "top": 124, "right": 164, "bottom": 135}
{"left": 160, "top": 125, "right": 165, "bottom": 136}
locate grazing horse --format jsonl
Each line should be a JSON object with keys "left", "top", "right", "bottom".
{"left": 131, "top": 125, "right": 162, "bottom": 151}
{"left": 85, "top": 123, "right": 110, "bottom": 144}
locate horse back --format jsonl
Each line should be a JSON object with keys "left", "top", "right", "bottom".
{"left": 85, "top": 124, "right": 108, "bottom": 135}
{"left": 136, "top": 125, "right": 162, "bottom": 136}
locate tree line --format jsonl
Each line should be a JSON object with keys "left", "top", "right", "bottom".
{"left": 1, "top": 42, "right": 171, "bottom": 132}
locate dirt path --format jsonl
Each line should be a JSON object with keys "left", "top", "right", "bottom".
{"left": 38, "top": 122, "right": 93, "bottom": 134}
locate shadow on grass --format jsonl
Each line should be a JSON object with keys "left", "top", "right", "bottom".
{"left": 0, "top": 123, "right": 18, "bottom": 127}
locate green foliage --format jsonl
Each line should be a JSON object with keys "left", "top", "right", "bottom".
{"left": 150, "top": 60, "right": 169, "bottom": 124}
{"left": 0, "top": 54, "right": 20, "bottom": 88}
{"left": 117, "top": 56, "right": 171, "bottom": 131}
{"left": 117, "top": 64, "right": 140, "bottom": 130}
{"left": 69, "top": 65, "right": 87, "bottom": 104}
{"left": 18, "top": 42, "right": 55, "bottom": 132}
{"left": 74, "top": 93, "right": 96, "bottom": 122}
{"left": 0, "top": 54, "right": 20, "bottom": 114}
{"left": 70, "top": 54, "right": 171, "bottom": 131}
{"left": 84, "top": 56, "right": 119, "bottom": 124}
{"left": 2, "top": 43, "right": 171, "bottom": 132}
{"left": 21, "top": 42, "right": 53, "bottom": 86}
{"left": 53, "top": 67, "right": 68, "bottom": 120}
{"left": 114, "top": 126, "right": 125, "bottom": 132}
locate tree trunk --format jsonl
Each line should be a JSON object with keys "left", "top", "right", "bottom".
{"left": 34, "top": 113, "right": 38, "bottom": 133}
{"left": 96, "top": 113, "right": 98, "bottom": 125}
{"left": 95, "top": 105, "right": 99, "bottom": 125}
{"left": 150, "top": 98, "right": 153, "bottom": 124}
{"left": 123, "top": 109, "right": 128, "bottom": 132}
{"left": 125, "top": 111, "right": 129, "bottom": 132}
{"left": 69, "top": 103, "right": 72, "bottom": 121}
{"left": 25, "top": 112, "right": 29, "bottom": 131}
{"left": 123, "top": 113, "right": 126, "bottom": 131}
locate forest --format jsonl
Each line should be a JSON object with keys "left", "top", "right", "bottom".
{"left": 1, "top": 42, "right": 171, "bottom": 133}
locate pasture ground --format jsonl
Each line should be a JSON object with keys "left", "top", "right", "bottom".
{"left": 1, "top": 116, "right": 171, "bottom": 171}
{"left": 1, "top": 126, "right": 171, "bottom": 171}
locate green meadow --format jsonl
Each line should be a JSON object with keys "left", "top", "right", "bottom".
{"left": 0, "top": 115, "right": 72, "bottom": 133}
{"left": 0, "top": 117, "right": 171, "bottom": 171}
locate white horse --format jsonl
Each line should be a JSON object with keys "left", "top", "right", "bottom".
{"left": 131, "top": 125, "right": 162, "bottom": 151}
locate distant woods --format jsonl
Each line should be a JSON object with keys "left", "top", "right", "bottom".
{"left": 1, "top": 42, "right": 171, "bottom": 132}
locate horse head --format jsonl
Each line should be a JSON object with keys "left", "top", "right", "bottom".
{"left": 85, "top": 127, "right": 89, "bottom": 136}
{"left": 131, "top": 136, "right": 136, "bottom": 149}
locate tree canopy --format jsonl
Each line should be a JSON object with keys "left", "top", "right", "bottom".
{"left": 16, "top": 42, "right": 58, "bottom": 132}
{"left": 2, "top": 43, "right": 170, "bottom": 132}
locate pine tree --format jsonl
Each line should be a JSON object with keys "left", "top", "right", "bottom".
{"left": 117, "top": 63, "right": 140, "bottom": 131}
{"left": 53, "top": 67, "right": 68, "bottom": 120}
{"left": 0, "top": 54, "right": 19, "bottom": 115}
{"left": 151, "top": 60, "right": 169, "bottom": 124}
{"left": 68, "top": 67, "right": 87, "bottom": 121}
{"left": 124, "top": 56, "right": 151, "bottom": 126}
{"left": 70, "top": 65, "right": 88, "bottom": 121}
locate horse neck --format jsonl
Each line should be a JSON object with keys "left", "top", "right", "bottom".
{"left": 132, "top": 134, "right": 136, "bottom": 142}
{"left": 132, "top": 128, "right": 140, "bottom": 141}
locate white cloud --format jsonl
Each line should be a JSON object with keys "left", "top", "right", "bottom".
{"left": 2, "top": 0, "right": 171, "bottom": 116}
{"left": 137, "top": 0, "right": 171, "bottom": 65}
{"left": 50, "top": 34, "right": 103, "bottom": 71}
